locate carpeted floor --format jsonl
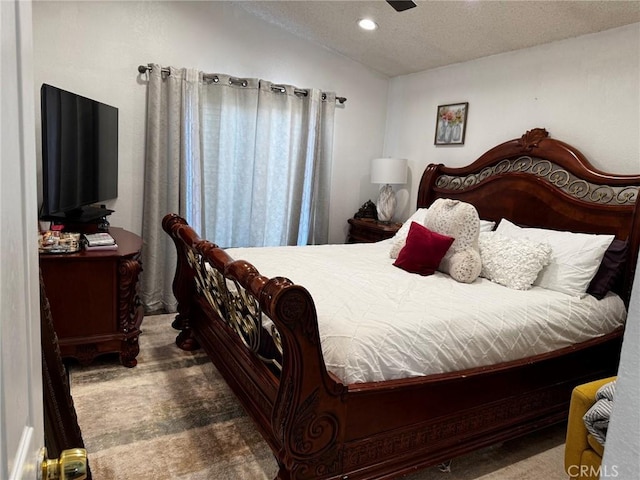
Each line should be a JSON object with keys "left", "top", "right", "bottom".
{"left": 69, "top": 314, "right": 568, "bottom": 479}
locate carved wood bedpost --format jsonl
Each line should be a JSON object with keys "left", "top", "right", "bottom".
{"left": 261, "top": 280, "right": 347, "bottom": 480}
{"left": 162, "top": 214, "right": 200, "bottom": 350}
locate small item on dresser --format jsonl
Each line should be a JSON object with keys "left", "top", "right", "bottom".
{"left": 83, "top": 232, "right": 116, "bottom": 247}
{"left": 38, "top": 231, "right": 81, "bottom": 254}
{"left": 354, "top": 200, "right": 378, "bottom": 220}
{"left": 97, "top": 215, "right": 111, "bottom": 232}
{"left": 84, "top": 243, "right": 118, "bottom": 251}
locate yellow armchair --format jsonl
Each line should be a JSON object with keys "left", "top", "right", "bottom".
{"left": 564, "top": 376, "right": 616, "bottom": 480}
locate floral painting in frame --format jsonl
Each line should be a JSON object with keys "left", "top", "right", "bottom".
{"left": 434, "top": 102, "right": 468, "bottom": 145}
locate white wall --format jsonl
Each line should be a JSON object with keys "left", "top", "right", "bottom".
{"left": 32, "top": 1, "right": 389, "bottom": 243}
{"left": 384, "top": 23, "right": 640, "bottom": 221}
{"left": 602, "top": 255, "right": 640, "bottom": 479}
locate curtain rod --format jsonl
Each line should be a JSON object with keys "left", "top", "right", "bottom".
{"left": 137, "top": 64, "right": 346, "bottom": 104}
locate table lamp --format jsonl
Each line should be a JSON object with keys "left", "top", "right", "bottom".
{"left": 371, "top": 157, "right": 408, "bottom": 222}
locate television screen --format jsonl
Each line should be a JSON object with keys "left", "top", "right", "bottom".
{"left": 40, "top": 84, "right": 118, "bottom": 221}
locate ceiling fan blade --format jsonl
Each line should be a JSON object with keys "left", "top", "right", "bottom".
{"left": 386, "top": 1, "right": 417, "bottom": 12}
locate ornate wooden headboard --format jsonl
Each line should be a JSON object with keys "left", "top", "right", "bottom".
{"left": 417, "top": 128, "right": 640, "bottom": 303}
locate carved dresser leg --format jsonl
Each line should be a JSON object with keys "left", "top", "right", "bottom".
{"left": 119, "top": 336, "right": 140, "bottom": 368}
{"left": 171, "top": 313, "right": 184, "bottom": 331}
{"left": 171, "top": 315, "right": 200, "bottom": 352}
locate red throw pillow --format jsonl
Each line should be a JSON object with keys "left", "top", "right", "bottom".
{"left": 393, "top": 222, "right": 454, "bottom": 276}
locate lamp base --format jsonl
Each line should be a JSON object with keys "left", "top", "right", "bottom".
{"left": 376, "top": 184, "right": 396, "bottom": 222}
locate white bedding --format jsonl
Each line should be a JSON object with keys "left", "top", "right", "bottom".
{"left": 226, "top": 240, "right": 626, "bottom": 385}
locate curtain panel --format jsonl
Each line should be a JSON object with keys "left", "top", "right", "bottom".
{"left": 140, "top": 64, "right": 336, "bottom": 312}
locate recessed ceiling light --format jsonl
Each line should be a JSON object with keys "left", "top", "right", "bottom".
{"left": 358, "top": 18, "right": 378, "bottom": 31}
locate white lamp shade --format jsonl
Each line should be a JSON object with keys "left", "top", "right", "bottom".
{"left": 371, "top": 157, "right": 408, "bottom": 185}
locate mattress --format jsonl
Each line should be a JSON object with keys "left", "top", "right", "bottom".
{"left": 226, "top": 240, "right": 626, "bottom": 384}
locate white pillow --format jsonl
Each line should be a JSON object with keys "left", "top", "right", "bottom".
{"left": 389, "top": 208, "right": 429, "bottom": 259}
{"left": 424, "top": 199, "right": 482, "bottom": 283}
{"left": 495, "top": 219, "right": 614, "bottom": 297}
{"left": 479, "top": 220, "right": 496, "bottom": 232}
{"left": 479, "top": 232, "right": 552, "bottom": 290}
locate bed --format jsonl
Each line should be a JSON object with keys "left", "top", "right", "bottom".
{"left": 162, "top": 128, "right": 640, "bottom": 480}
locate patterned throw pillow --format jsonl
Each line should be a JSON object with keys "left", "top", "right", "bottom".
{"left": 393, "top": 222, "right": 454, "bottom": 276}
{"left": 478, "top": 232, "right": 552, "bottom": 290}
{"left": 424, "top": 198, "right": 482, "bottom": 283}
{"left": 495, "top": 219, "right": 614, "bottom": 297}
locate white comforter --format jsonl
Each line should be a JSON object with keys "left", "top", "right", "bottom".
{"left": 227, "top": 240, "right": 626, "bottom": 385}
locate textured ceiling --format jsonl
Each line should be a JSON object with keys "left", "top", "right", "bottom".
{"left": 234, "top": 0, "right": 640, "bottom": 77}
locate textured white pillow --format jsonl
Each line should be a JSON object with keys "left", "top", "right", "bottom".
{"left": 479, "top": 220, "right": 496, "bottom": 233}
{"left": 479, "top": 232, "right": 552, "bottom": 290}
{"left": 424, "top": 199, "right": 482, "bottom": 283}
{"left": 495, "top": 219, "right": 614, "bottom": 297}
{"left": 389, "top": 208, "right": 430, "bottom": 259}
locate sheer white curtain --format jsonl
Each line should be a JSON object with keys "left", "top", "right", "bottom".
{"left": 201, "top": 77, "right": 334, "bottom": 247}
{"left": 140, "top": 64, "right": 336, "bottom": 312}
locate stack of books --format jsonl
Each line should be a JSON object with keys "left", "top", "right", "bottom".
{"left": 83, "top": 232, "right": 117, "bottom": 251}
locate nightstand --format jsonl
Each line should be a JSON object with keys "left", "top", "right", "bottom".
{"left": 347, "top": 218, "right": 402, "bottom": 243}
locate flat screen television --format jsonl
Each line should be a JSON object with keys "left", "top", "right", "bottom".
{"left": 40, "top": 84, "right": 118, "bottom": 222}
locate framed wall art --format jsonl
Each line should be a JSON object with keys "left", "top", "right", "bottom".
{"left": 434, "top": 102, "right": 468, "bottom": 145}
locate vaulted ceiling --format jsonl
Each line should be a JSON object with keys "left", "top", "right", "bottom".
{"left": 235, "top": 1, "right": 640, "bottom": 77}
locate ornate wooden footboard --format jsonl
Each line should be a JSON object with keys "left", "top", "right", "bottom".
{"left": 163, "top": 128, "right": 640, "bottom": 480}
{"left": 163, "top": 214, "right": 347, "bottom": 478}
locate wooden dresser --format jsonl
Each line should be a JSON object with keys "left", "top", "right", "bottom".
{"left": 39, "top": 227, "right": 144, "bottom": 367}
{"left": 347, "top": 217, "right": 401, "bottom": 243}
